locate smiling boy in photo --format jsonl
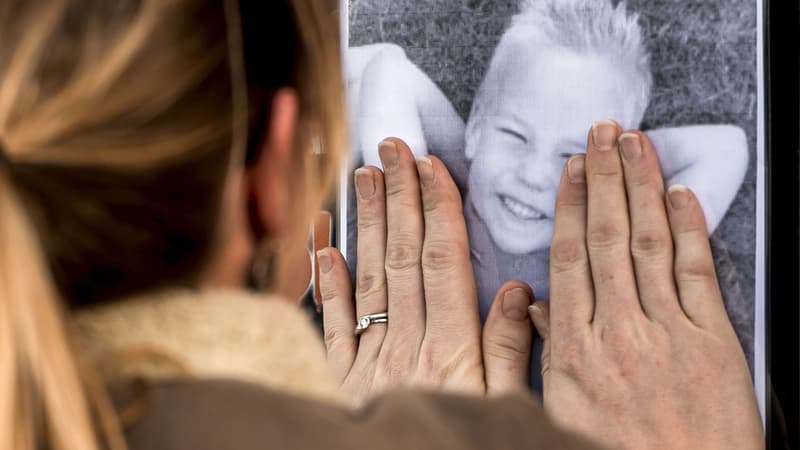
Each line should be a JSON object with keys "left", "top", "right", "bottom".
{"left": 347, "top": 0, "right": 748, "bottom": 322}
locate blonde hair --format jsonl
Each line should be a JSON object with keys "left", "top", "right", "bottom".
{"left": 465, "top": 0, "right": 651, "bottom": 158}
{"left": 513, "top": 0, "right": 651, "bottom": 116}
{"left": 0, "top": 0, "right": 345, "bottom": 448}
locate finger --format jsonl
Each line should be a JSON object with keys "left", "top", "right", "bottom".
{"left": 417, "top": 155, "right": 481, "bottom": 345}
{"left": 618, "top": 131, "right": 682, "bottom": 323}
{"left": 549, "top": 154, "right": 593, "bottom": 341}
{"left": 353, "top": 166, "right": 388, "bottom": 356}
{"left": 665, "top": 185, "right": 728, "bottom": 329}
{"left": 528, "top": 301, "right": 550, "bottom": 340}
{"left": 379, "top": 138, "right": 426, "bottom": 350}
{"left": 528, "top": 300, "right": 551, "bottom": 382}
{"left": 312, "top": 211, "right": 332, "bottom": 309}
{"left": 585, "top": 120, "right": 643, "bottom": 326}
{"left": 318, "top": 248, "right": 357, "bottom": 384}
{"left": 483, "top": 282, "right": 534, "bottom": 396}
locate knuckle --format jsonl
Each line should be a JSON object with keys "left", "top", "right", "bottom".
{"left": 358, "top": 214, "right": 384, "bottom": 233}
{"left": 484, "top": 334, "right": 528, "bottom": 363}
{"left": 630, "top": 230, "right": 671, "bottom": 259}
{"left": 421, "top": 239, "right": 465, "bottom": 274}
{"left": 553, "top": 344, "right": 586, "bottom": 375}
{"left": 323, "top": 326, "right": 349, "bottom": 352}
{"left": 550, "top": 332, "right": 589, "bottom": 375}
{"left": 417, "top": 353, "right": 448, "bottom": 384}
{"left": 376, "top": 349, "right": 415, "bottom": 384}
{"left": 587, "top": 222, "right": 626, "bottom": 251}
{"left": 319, "top": 280, "right": 340, "bottom": 303}
{"left": 550, "top": 238, "right": 587, "bottom": 273}
{"left": 356, "top": 271, "right": 385, "bottom": 299}
{"left": 384, "top": 182, "right": 412, "bottom": 200}
{"left": 673, "top": 224, "right": 706, "bottom": 239}
{"left": 385, "top": 239, "right": 421, "bottom": 272}
{"left": 422, "top": 191, "right": 443, "bottom": 213}
{"left": 598, "top": 322, "right": 637, "bottom": 350}
{"left": 540, "top": 359, "right": 551, "bottom": 378}
{"left": 417, "top": 346, "right": 481, "bottom": 386}
{"left": 556, "top": 196, "right": 587, "bottom": 208}
{"left": 589, "top": 168, "right": 622, "bottom": 179}
{"left": 626, "top": 166, "right": 655, "bottom": 188}
{"left": 423, "top": 184, "right": 463, "bottom": 213}
{"left": 674, "top": 258, "right": 716, "bottom": 283}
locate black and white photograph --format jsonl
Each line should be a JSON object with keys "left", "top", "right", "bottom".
{"left": 341, "top": 0, "right": 765, "bottom": 404}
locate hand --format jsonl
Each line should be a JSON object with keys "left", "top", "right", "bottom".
{"left": 530, "top": 121, "right": 763, "bottom": 449}
{"left": 318, "top": 138, "right": 534, "bottom": 406}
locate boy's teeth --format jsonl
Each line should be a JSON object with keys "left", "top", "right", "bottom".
{"left": 502, "top": 196, "right": 546, "bottom": 220}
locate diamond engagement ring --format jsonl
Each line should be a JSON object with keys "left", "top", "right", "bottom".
{"left": 354, "top": 312, "right": 388, "bottom": 336}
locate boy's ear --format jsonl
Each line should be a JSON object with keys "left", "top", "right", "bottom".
{"left": 464, "top": 114, "right": 482, "bottom": 160}
{"left": 464, "top": 93, "right": 487, "bottom": 160}
{"left": 247, "top": 88, "right": 299, "bottom": 239}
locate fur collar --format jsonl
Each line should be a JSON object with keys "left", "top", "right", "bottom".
{"left": 72, "top": 289, "right": 342, "bottom": 404}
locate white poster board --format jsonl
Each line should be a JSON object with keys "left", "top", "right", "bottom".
{"left": 339, "top": 0, "right": 766, "bottom": 420}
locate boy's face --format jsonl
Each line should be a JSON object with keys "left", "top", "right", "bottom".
{"left": 468, "top": 34, "right": 642, "bottom": 255}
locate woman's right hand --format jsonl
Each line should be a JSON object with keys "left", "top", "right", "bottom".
{"left": 530, "top": 121, "right": 763, "bottom": 449}
{"left": 317, "top": 138, "right": 534, "bottom": 407}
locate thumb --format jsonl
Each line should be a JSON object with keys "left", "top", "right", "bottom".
{"left": 482, "top": 281, "right": 534, "bottom": 396}
{"left": 528, "top": 301, "right": 551, "bottom": 383}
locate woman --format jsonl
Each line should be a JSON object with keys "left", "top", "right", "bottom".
{"left": 0, "top": 0, "right": 761, "bottom": 449}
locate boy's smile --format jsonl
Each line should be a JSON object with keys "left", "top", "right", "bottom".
{"left": 499, "top": 193, "right": 548, "bottom": 221}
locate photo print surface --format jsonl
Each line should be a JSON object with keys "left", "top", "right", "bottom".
{"left": 340, "top": 0, "right": 765, "bottom": 410}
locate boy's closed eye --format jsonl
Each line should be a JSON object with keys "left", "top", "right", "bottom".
{"left": 498, "top": 126, "right": 528, "bottom": 144}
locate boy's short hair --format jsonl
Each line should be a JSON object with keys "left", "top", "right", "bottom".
{"left": 465, "top": 0, "right": 652, "bottom": 159}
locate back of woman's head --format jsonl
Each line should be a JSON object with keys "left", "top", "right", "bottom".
{"left": 0, "top": 0, "right": 343, "bottom": 448}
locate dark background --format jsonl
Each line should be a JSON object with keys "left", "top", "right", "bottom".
{"left": 765, "top": 0, "right": 799, "bottom": 447}
{"left": 349, "top": 0, "right": 759, "bottom": 368}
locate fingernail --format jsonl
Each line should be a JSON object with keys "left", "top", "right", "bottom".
{"left": 667, "top": 184, "right": 691, "bottom": 209}
{"left": 502, "top": 288, "right": 531, "bottom": 321}
{"left": 619, "top": 133, "right": 642, "bottom": 160}
{"left": 378, "top": 140, "right": 398, "bottom": 169}
{"left": 416, "top": 156, "right": 435, "bottom": 187}
{"left": 528, "top": 304, "right": 549, "bottom": 337}
{"left": 354, "top": 168, "right": 375, "bottom": 199}
{"left": 316, "top": 249, "right": 333, "bottom": 274}
{"left": 567, "top": 155, "right": 585, "bottom": 184}
{"left": 592, "top": 120, "right": 618, "bottom": 151}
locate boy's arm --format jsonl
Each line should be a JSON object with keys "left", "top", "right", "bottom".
{"left": 347, "top": 44, "right": 466, "bottom": 184}
{"left": 646, "top": 125, "right": 749, "bottom": 234}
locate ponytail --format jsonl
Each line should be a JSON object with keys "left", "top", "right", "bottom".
{"left": 0, "top": 171, "right": 123, "bottom": 450}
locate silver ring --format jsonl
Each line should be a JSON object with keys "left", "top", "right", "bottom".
{"left": 354, "top": 312, "right": 388, "bottom": 336}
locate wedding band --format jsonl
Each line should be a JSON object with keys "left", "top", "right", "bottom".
{"left": 354, "top": 312, "right": 388, "bottom": 336}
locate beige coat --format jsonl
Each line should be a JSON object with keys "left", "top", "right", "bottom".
{"left": 73, "top": 290, "right": 602, "bottom": 450}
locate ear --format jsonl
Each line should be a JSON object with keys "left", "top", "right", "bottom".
{"left": 247, "top": 88, "right": 299, "bottom": 239}
{"left": 464, "top": 97, "right": 483, "bottom": 161}
{"left": 464, "top": 115, "right": 481, "bottom": 161}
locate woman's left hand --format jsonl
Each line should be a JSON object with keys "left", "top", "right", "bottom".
{"left": 317, "top": 138, "right": 534, "bottom": 406}
{"left": 530, "top": 122, "right": 762, "bottom": 449}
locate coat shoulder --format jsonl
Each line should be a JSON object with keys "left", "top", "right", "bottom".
{"left": 121, "top": 379, "right": 602, "bottom": 450}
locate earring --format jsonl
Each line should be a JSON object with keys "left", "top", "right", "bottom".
{"left": 246, "top": 242, "right": 277, "bottom": 292}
